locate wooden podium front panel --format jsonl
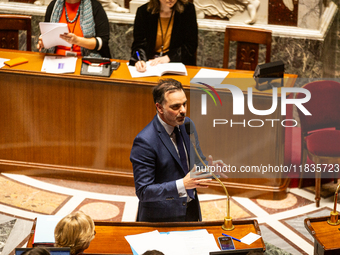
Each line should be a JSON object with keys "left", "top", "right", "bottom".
{"left": 0, "top": 49, "right": 296, "bottom": 199}
{"left": 0, "top": 69, "right": 155, "bottom": 183}
{"left": 190, "top": 76, "right": 295, "bottom": 199}
{"left": 0, "top": 49, "right": 191, "bottom": 185}
{"left": 27, "top": 220, "right": 265, "bottom": 254}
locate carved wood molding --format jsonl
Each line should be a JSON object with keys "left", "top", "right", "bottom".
{"left": 236, "top": 42, "right": 259, "bottom": 70}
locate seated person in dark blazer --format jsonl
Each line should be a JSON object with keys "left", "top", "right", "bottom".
{"left": 130, "top": 78, "right": 226, "bottom": 222}
{"left": 129, "top": 0, "right": 198, "bottom": 72}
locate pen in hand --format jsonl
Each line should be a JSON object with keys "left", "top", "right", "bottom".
{"left": 222, "top": 233, "right": 241, "bottom": 242}
{"left": 136, "top": 51, "right": 141, "bottom": 61}
{"left": 135, "top": 51, "right": 146, "bottom": 72}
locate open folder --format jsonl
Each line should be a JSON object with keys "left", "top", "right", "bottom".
{"left": 127, "top": 62, "right": 187, "bottom": 78}
{"left": 39, "top": 22, "right": 71, "bottom": 49}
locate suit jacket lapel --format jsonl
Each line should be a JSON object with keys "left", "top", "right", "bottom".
{"left": 153, "top": 116, "right": 185, "bottom": 174}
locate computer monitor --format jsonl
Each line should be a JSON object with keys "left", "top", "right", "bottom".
{"left": 15, "top": 247, "right": 70, "bottom": 255}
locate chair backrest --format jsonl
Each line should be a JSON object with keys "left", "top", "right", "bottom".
{"left": 296, "top": 80, "right": 340, "bottom": 133}
{"left": 0, "top": 14, "right": 32, "bottom": 51}
{"left": 223, "top": 26, "right": 272, "bottom": 71}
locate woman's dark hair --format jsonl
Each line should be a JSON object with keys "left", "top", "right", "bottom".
{"left": 147, "top": 0, "right": 188, "bottom": 14}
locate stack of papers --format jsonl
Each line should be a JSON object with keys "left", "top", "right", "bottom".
{"left": 39, "top": 22, "right": 71, "bottom": 49}
{"left": 0, "top": 58, "right": 10, "bottom": 68}
{"left": 191, "top": 68, "right": 230, "bottom": 85}
{"left": 41, "top": 55, "right": 77, "bottom": 74}
{"left": 127, "top": 62, "right": 187, "bottom": 78}
{"left": 125, "top": 229, "right": 220, "bottom": 255}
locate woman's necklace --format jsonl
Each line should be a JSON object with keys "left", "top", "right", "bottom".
{"left": 65, "top": 1, "right": 80, "bottom": 24}
{"left": 158, "top": 9, "right": 174, "bottom": 57}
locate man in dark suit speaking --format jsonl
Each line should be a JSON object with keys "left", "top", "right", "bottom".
{"left": 130, "top": 78, "right": 225, "bottom": 222}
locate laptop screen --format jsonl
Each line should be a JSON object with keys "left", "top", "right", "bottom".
{"left": 15, "top": 247, "right": 71, "bottom": 255}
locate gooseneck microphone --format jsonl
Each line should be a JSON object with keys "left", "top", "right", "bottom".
{"left": 184, "top": 121, "right": 234, "bottom": 231}
{"left": 328, "top": 183, "right": 340, "bottom": 225}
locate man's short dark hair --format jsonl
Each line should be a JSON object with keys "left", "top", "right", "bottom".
{"left": 153, "top": 78, "right": 184, "bottom": 105}
{"left": 142, "top": 250, "right": 165, "bottom": 255}
{"left": 21, "top": 248, "right": 51, "bottom": 255}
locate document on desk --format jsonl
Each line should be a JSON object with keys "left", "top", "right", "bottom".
{"left": 166, "top": 229, "right": 220, "bottom": 255}
{"left": 33, "top": 215, "right": 63, "bottom": 245}
{"left": 0, "top": 58, "right": 10, "bottom": 68}
{"left": 240, "top": 232, "right": 261, "bottom": 245}
{"left": 127, "top": 62, "right": 187, "bottom": 78}
{"left": 125, "top": 230, "right": 164, "bottom": 254}
{"left": 41, "top": 55, "right": 77, "bottom": 74}
{"left": 39, "top": 22, "right": 71, "bottom": 49}
{"left": 125, "top": 229, "right": 220, "bottom": 255}
{"left": 191, "top": 68, "right": 230, "bottom": 85}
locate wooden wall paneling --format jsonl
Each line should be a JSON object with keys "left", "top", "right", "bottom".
{"left": 268, "top": 0, "right": 298, "bottom": 26}
{"left": 0, "top": 49, "right": 297, "bottom": 199}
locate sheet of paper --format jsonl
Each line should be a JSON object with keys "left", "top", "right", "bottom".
{"left": 157, "top": 62, "right": 187, "bottom": 76}
{"left": 0, "top": 58, "right": 10, "bottom": 68}
{"left": 39, "top": 22, "right": 71, "bottom": 48}
{"left": 127, "top": 62, "right": 160, "bottom": 78}
{"left": 125, "top": 229, "right": 220, "bottom": 255}
{"left": 191, "top": 68, "right": 230, "bottom": 85}
{"left": 127, "top": 62, "right": 187, "bottom": 78}
{"left": 125, "top": 230, "right": 165, "bottom": 255}
{"left": 39, "top": 22, "right": 67, "bottom": 34}
{"left": 240, "top": 232, "right": 261, "bottom": 245}
{"left": 41, "top": 55, "right": 77, "bottom": 74}
{"left": 167, "top": 230, "right": 220, "bottom": 255}
{"left": 34, "top": 215, "right": 63, "bottom": 244}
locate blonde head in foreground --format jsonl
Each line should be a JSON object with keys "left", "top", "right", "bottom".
{"left": 54, "top": 211, "right": 95, "bottom": 255}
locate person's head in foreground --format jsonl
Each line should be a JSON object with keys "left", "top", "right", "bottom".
{"left": 142, "top": 250, "right": 165, "bottom": 255}
{"left": 21, "top": 247, "right": 51, "bottom": 255}
{"left": 54, "top": 211, "right": 95, "bottom": 255}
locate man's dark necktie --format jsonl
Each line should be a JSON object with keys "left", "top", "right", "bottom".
{"left": 174, "top": 126, "right": 195, "bottom": 199}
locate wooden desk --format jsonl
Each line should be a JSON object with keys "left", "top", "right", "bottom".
{"left": 305, "top": 216, "right": 340, "bottom": 255}
{"left": 0, "top": 49, "right": 297, "bottom": 199}
{"left": 27, "top": 220, "right": 265, "bottom": 254}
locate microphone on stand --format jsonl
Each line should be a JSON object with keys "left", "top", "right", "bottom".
{"left": 185, "top": 121, "right": 234, "bottom": 231}
{"left": 327, "top": 183, "right": 340, "bottom": 225}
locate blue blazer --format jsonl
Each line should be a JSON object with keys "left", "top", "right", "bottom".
{"left": 130, "top": 116, "right": 207, "bottom": 222}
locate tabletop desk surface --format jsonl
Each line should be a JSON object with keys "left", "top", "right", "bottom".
{"left": 0, "top": 49, "right": 297, "bottom": 95}
{"left": 305, "top": 216, "right": 340, "bottom": 254}
{"left": 27, "top": 220, "right": 266, "bottom": 254}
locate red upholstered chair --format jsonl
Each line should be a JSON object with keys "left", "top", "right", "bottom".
{"left": 296, "top": 80, "right": 340, "bottom": 207}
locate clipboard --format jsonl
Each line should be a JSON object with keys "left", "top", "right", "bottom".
{"left": 80, "top": 57, "right": 113, "bottom": 77}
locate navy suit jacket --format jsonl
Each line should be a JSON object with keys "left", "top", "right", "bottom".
{"left": 130, "top": 116, "right": 207, "bottom": 222}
